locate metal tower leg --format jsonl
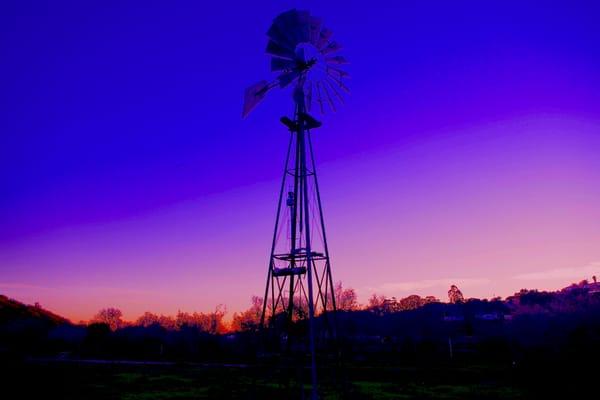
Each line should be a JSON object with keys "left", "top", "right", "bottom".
{"left": 299, "top": 125, "right": 319, "bottom": 399}
{"left": 260, "top": 136, "right": 293, "bottom": 329}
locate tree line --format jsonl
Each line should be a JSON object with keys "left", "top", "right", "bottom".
{"left": 88, "top": 281, "right": 450, "bottom": 333}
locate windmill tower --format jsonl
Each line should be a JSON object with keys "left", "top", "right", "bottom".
{"left": 242, "top": 9, "right": 349, "bottom": 398}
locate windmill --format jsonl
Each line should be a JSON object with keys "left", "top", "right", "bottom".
{"left": 242, "top": 9, "right": 349, "bottom": 399}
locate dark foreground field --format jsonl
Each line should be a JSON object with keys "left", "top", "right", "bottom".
{"left": 2, "top": 357, "right": 593, "bottom": 400}
{"left": 2, "top": 287, "right": 600, "bottom": 399}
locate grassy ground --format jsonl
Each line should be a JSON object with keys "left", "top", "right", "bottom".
{"left": 1, "top": 360, "right": 530, "bottom": 399}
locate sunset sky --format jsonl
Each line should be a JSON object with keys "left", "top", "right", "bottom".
{"left": 1, "top": 1, "right": 600, "bottom": 322}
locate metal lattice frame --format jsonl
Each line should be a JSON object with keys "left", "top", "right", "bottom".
{"left": 243, "top": 9, "right": 348, "bottom": 399}
{"left": 260, "top": 94, "right": 337, "bottom": 330}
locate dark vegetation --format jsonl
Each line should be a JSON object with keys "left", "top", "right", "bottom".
{"left": 2, "top": 280, "right": 600, "bottom": 399}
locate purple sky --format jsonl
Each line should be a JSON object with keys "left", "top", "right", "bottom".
{"left": 1, "top": 1, "right": 600, "bottom": 321}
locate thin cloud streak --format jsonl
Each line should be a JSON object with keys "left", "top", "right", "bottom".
{"left": 513, "top": 261, "right": 600, "bottom": 281}
{"left": 0, "top": 282, "right": 53, "bottom": 291}
{"left": 369, "top": 278, "right": 491, "bottom": 294}
{"left": 0, "top": 282, "right": 154, "bottom": 296}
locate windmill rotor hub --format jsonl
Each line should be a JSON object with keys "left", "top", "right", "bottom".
{"left": 295, "top": 42, "right": 326, "bottom": 81}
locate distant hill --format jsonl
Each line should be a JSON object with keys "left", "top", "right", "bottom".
{"left": 0, "top": 294, "right": 70, "bottom": 326}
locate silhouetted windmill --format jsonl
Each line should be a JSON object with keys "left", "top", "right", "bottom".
{"left": 242, "top": 9, "right": 348, "bottom": 399}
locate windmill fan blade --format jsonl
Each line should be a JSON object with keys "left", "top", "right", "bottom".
{"left": 266, "top": 40, "right": 295, "bottom": 60}
{"left": 282, "top": 10, "right": 309, "bottom": 45}
{"left": 271, "top": 57, "right": 297, "bottom": 72}
{"left": 295, "top": 10, "right": 311, "bottom": 43}
{"left": 308, "top": 17, "right": 322, "bottom": 45}
{"left": 316, "top": 27, "right": 333, "bottom": 49}
{"left": 315, "top": 82, "right": 325, "bottom": 114}
{"left": 321, "top": 82, "right": 337, "bottom": 112}
{"left": 325, "top": 77, "right": 345, "bottom": 104}
{"left": 326, "top": 55, "right": 348, "bottom": 65}
{"left": 242, "top": 80, "right": 271, "bottom": 118}
{"left": 327, "top": 66, "right": 350, "bottom": 79}
{"left": 327, "top": 71, "right": 350, "bottom": 93}
{"left": 278, "top": 70, "right": 300, "bottom": 88}
{"left": 267, "top": 24, "right": 295, "bottom": 49}
{"left": 306, "top": 81, "right": 313, "bottom": 112}
{"left": 320, "top": 41, "right": 342, "bottom": 56}
{"left": 295, "top": 45, "right": 307, "bottom": 64}
{"left": 273, "top": 9, "right": 303, "bottom": 47}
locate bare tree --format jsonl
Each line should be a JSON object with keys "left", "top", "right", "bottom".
{"left": 231, "top": 296, "right": 263, "bottom": 332}
{"left": 333, "top": 281, "right": 359, "bottom": 311}
{"left": 399, "top": 295, "right": 425, "bottom": 310}
{"left": 424, "top": 295, "right": 440, "bottom": 304}
{"left": 448, "top": 285, "right": 464, "bottom": 304}
{"left": 91, "top": 307, "right": 125, "bottom": 331}
{"left": 172, "top": 306, "right": 227, "bottom": 334}
{"left": 157, "top": 315, "right": 177, "bottom": 330}
{"left": 367, "top": 293, "right": 386, "bottom": 311}
{"left": 136, "top": 312, "right": 160, "bottom": 327}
